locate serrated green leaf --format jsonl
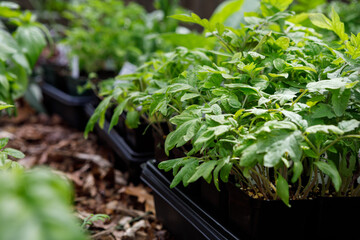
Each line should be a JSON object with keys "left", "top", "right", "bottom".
{"left": 170, "top": 158, "right": 199, "bottom": 188}
{"left": 165, "top": 119, "right": 201, "bottom": 155}
{"left": 109, "top": 100, "right": 128, "bottom": 131}
{"left": 158, "top": 158, "right": 181, "bottom": 172}
{"left": 84, "top": 96, "right": 112, "bottom": 138}
{"left": 281, "top": 110, "right": 308, "bottom": 129}
{"left": 188, "top": 160, "right": 218, "bottom": 184}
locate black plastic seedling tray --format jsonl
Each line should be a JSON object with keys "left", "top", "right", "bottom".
{"left": 40, "top": 82, "right": 96, "bottom": 130}
{"left": 140, "top": 160, "right": 239, "bottom": 240}
{"left": 84, "top": 103, "right": 153, "bottom": 182}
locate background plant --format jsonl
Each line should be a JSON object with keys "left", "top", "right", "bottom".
{"left": 0, "top": 1, "right": 49, "bottom": 113}
{"left": 62, "top": 0, "right": 189, "bottom": 75}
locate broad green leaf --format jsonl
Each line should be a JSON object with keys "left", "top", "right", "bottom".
{"left": 309, "top": 13, "right": 332, "bottom": 30}
{"left": 167, "top": 83, "right": 193, "bottom": 93}
{"left": 15, "top": 26, "right": 47, "bottom": 68}
{"left": 268, "top": 73, "right": 289, "bottom": 78}
{"left": 291, "top": 161, "right": 303, "bottom": 183}
{"left": 311, "top": 103, "right": 336, "bottom": 119}
{"left": 0, "top": 138, "right": 9, "bottom": 149}
{"left": 0, "top": 29, "right": 19, "bottom": 59}
{"left": 240, "top": 143, "right": 261, "bottom": 167}
{"left": 125, "top": 110, "right": 140, "bottom": 129}
{"left": 275, "top": 37, "right": 290, "bottom": 50}
{"left": 330, "top": 7, "right": 348, "bottom": 42}
{"left": 306, "top": 78, "right": 355, "bottom": 92}
{"left": 210, "top": 0, "right": 244, "bottom": 26}
{"left": 276, "top": 174, "right": 290, "bottom": 207}
{"left": 281, "top": 110, "right": 308, "bottom": 129}
{"left": 209, "top": 125, "right": 232, "bottom": 137}
{"left": 314, "top": 161, "right": 342, "bottom": 192}
{"left": 306, "top": 125, "right": 344, "bottom": 135}
{"left": 262, "top": 130, "right": 302, "bottom": 167}
{"left": 262, "top": 0, "right": 293, "bottom": 12}
{"left": 0, "top": 168, "right": 88, "bottom": 240}
{"left": 3, "top": 148, "right": 25, "bottom": 159}
{"left": 170, "top": 13, "right": 214, "bottom": 31}
{"left": 224, "top": 83, "right": 259, "bottom": 95}
{"left": 193, "top": 129, "right": 216, "bottom": 151}
{"left": 0, "top": 103, "right": 12, "bottom": 111}
{"left": 273, "top": 58, "right": 286, "bottom": 72}
{"left": 331, "top": 88, "right": 350, "bottom": 117}
{"left": 338, "top": 119, "right": 360, "bottom": 133}
{"left": 180, "top": 93, "right": 200, "bottom": 101}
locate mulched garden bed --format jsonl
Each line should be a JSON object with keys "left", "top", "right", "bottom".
{"left": 0, "top": 100, "right": 173, "bottom": 240}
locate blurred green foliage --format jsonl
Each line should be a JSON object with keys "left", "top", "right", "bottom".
{"left": 0, "top": 135, "right": 89, "bottom": 240}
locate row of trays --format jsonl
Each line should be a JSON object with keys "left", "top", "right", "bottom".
{"left": 40, "top": 80, "right": 360, "bottom": 240}
{"left": 39, "top": 81, "right": 238, "bottom": 239}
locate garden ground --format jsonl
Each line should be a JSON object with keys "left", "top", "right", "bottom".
{"left": 0, "top": 99, "right": 172, "bottom": 240}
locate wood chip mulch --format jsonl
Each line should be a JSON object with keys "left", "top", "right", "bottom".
{"left": 0, "top": 100, "right": 173, "bottom": 240}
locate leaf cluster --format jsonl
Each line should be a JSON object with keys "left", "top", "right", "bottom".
{"left": 0, "top": 2, "right": 49, "bottom": 112}
{"left": 85, "top": 0, "right": 360, "bottom": 206}
{"left": 62, "top": 0, "right": 188, "bottom": 74}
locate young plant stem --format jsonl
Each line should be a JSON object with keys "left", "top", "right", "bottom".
{"left": 250, "top": 168, "right": 276, "bottom": 199}
{"left": 294, "top": 177, "right": 302, "bottom": 200}
{"left": 320, "top": 172, "right": 326, "bottom": 196}
{"left": 304, "top": 135, "right": 319, "bottom": 155}
{"left": 302, "top": 166, "right": 318, "bottom": 199}
{"left": 352, "top": 184, "right": 360, "bottom": 196}
{"left": 291, "top": 89, "right": 308, "bottom": 107}
{"left": 254, "top": 165, "right": 268, "bottom": 198}
{"left": 215, "top": 34, "right": 234, "bottom": 54}
{"left": 141, "top": 114, "right": 163, "bottom": 137}
{"left": 319, "top": 135, "right": 360, "bottom": 156}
